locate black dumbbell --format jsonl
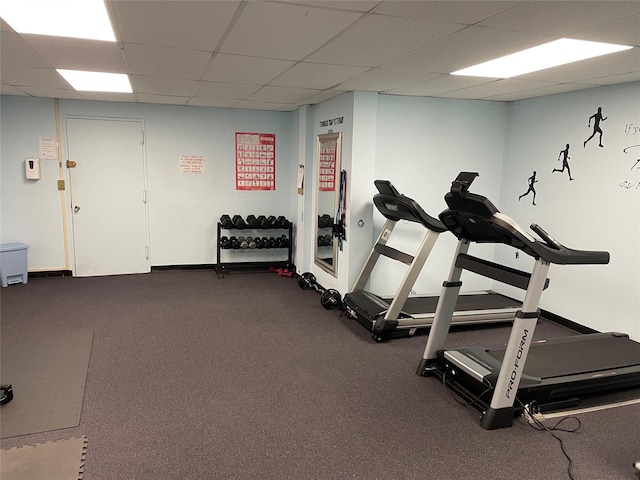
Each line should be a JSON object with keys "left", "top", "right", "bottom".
{"left": 220, "top": 236, "right": 230, "bottom": 249}
{"left": 265, "top": 215, "right": 278, "bottom": 228}
{"left": 256, "top": 215, "right": 267, "bottom": 228}
{"left": 298, "top": 272, "right": 343, "bottom": 311}
{"left": 298, "top": 272, "right": 317, "bottom": 290}
{"left": 323, "top": 234, "right": 332, "bottom": 246}
{"left": 280, "top": 235, "right": 289, "bottom": 248}
{"left": 318, "top": 214, "right": 329, "bottom": 228}
{"left": 0, "top": 384, "right": 13, "bottom": 405}
{"left": 277, "top": 216, "right": 290, "bottom": 228}
{"left": 230, "top": 236, "right": 240, "bottom": 249}
{"left": 220, "top": 214, "right": 234, "bottom": 229}
{"left": 320, "top": 289, "right": 342, "bottom": 310}
{"left": 232, "top": 215, "right": 247, "bottom": 229}
{"left": 246, "top": 215, "right": 260, "bottom": 228}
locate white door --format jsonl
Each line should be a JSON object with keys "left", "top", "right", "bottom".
{"left": 66, "top": 117, "right": 149, "bottom": 277}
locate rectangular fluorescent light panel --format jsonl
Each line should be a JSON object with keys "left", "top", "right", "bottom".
{"left": 451, "top": 39, "right": 633, "bottom": 78}
{"left": 58, "top": 70, "right": 132, "bottom": 93}
{"left": 0, "top": 0, "right": 115, "bottom": 42}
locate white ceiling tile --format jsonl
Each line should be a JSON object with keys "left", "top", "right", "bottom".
{"left": 384, "top": 26, "right": 556, "bottom": 74}
{"left": 293, "top": 89, "right": 347, "bottom": 106}
{"left": 78, "top": 92, "right": 136, "bottom": 102}
{"left": 249, "top": 85, "right": 321, "bottom": 103}
{"left": 0, "top": 31, "right": 48, "bottom": 68}
{"left": 569, "top": 14, "right": 640, "bottom": 46}
{"left": 17, "top": 86, "right": 84, "bottom": 99}
{"left": 435, "top": 78, "right": 558, "bottom": 100}
{"left": 480, "top": 1, "right": 640, "bottom": 37}
{"left": 194, "top": 81, "right": 261, "bottom": 99}
{"left": 0, "top": 84, "right": 28, "bottom": 95}
{"left": 384, "top": 74, "right": 491, "bottom": 96}
{"left": 220, "top": 1, "right": 362, "bottom": 60}
{"left": 270, "top": 62, "right": 368, "bottom": 89}
{"left": 232, "top": 99, "right": 293, "bottom": 111}
{"left": 0, "top": 66, "right": 70, "bottom": 89}
{"left": 24, "top": 35, "right": 126, "bottom": 72}
{"left": 372, "top": 1, "right": 522, "bottom": 24}
{"left": 518, "top": 48, "right": 640, "bottom": 84}
{"left": 111, "top": 1, "right": 241, "bottom": 51}
{"left": 484, "top": 83, "right": 597, "bottom": 102}
{"left": 306, "top": 13, "right": 466, "bottom": 67}
{"left": 0, "top": 1, "right": 637, "bottom": 105}
{"left": 131, "top": 75, "right": 197, "bottom": 96}
{"left": 137, "top": 93, "right": 189, "bottom": 105}
{"left": 124, "top": 43, "right": 212, "bottom": 79}
{"left": 579, "top": 71, "right": 640, "bottom": 85}
{"left": 336, "top": 68, "right": 439, "bottom": 92}
{"left": 203, "top": 54, "right": 295, "bottom": 84}
{"left": 268, "top": 1, "right": 379, "bottom": 13}
{"left": 187, "top": 97, "right": 238, "bottom": 108}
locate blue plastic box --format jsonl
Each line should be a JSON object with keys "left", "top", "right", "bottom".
{"left": 0, "top": 243, "right": 29, "bottom": 287}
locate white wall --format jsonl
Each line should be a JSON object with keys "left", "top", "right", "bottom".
{"left": 498, "top": 82, "right": 640, "bottom": 340}
{"left": 0, "top": 96, "right": 67, "bottom": 270}
{"left": 1, "top": 97, "right": 295, "bottom": 270}
{"left": 370, "top": 95, "right": 509, "bottom": 296}
{"left": 3, "top": 83, "right": 638, "bottom": 341}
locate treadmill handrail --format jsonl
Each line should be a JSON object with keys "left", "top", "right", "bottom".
{"left": 372, "top": 180, "right": 447, "bottom": 233}
{"left": 439, "top": 176, "right": 610, "bottom": 266}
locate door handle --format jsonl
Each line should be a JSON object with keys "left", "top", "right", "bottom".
{"left": 74, "top": 205, "right": 80, "bottom": 213}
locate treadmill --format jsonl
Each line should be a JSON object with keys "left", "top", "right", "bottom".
{"left": 416, "top": 171, "right": 640, "bottom": 429}
{"left": 342, "top": 180, "right": 520, "bottom": 342}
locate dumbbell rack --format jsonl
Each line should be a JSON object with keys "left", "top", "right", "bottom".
{"left": 215, "top": 220, "right": 293, "bottom": 278}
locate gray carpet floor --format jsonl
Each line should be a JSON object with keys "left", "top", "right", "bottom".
{"left": 1, "top": 270, "right": 638, "bottom": 480}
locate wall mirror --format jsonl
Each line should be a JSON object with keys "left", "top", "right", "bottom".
{"left": 314, "top": 132, "right": 341, "bottom": 277}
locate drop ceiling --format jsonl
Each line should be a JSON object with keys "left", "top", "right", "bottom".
{"left": 1, "top": 0, "right": 639, "bottom": 110}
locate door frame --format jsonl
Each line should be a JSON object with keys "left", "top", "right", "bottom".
{"left": 62, "top": 114, "right": 150, "bottom": 276}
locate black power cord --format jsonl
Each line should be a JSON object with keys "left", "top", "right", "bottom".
{"left": 518, "top": 399, "right": 581, "bottom": 480}
{"left": 441, "top": 368, "right": 581, "bottom": 480}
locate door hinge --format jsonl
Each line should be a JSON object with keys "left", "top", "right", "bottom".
{"left": 143, "top": 189, "right": 147, "bottom": 203}
{"left": 140, "top": 130, "right": 145, "bottom": 145}
{"left": 145, "top": 246, "right": 149, "bottom": 259}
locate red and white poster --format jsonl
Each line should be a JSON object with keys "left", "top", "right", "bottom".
{"left": 235, "top": 132, "right": 275, "bottom": 191}
{"left": 318, "top": 138, "right": 337, "bottom": 192}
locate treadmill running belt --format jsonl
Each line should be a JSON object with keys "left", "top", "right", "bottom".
{"left": 387, "top": 292, "right": 518, "bottom": 315}
{"left": 488, "top": 335, "right": 640, "bottom": 379}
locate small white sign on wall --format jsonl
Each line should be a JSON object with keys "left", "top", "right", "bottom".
{"left": 179, "top": 155, "right": 205, "bottom": 174}
{"left": 38, "top": 136, "right": 58, "bottom": 160}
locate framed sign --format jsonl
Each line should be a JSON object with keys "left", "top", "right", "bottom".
{"left": 235, "top": 132, "right": 275, "bottom": 190}
{"left": 318, "top": 136, "right": 338, "bottom": 192}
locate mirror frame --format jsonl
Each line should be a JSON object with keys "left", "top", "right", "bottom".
{"left": 314, "top": 132, "right": 341, "bottom": 277}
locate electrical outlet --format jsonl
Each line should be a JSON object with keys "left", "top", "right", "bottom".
{"left": 57, "top": 180, "right": 65, "bottom": 190}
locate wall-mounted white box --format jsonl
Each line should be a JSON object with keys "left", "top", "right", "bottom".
{"left": 25, "top": 158, "right": 40, "bottom": 180}
{"left": 0, "top": 243, "right": 29, "bottom": 287}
